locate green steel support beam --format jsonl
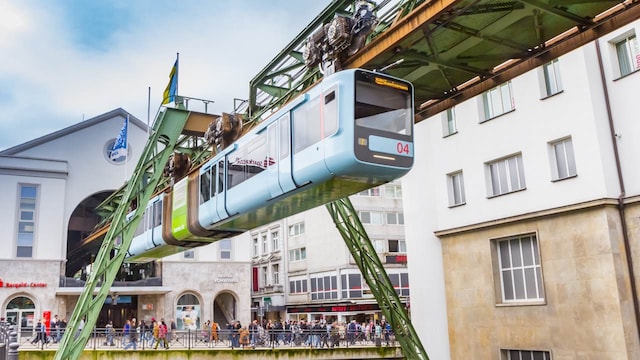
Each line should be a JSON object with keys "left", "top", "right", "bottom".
{"left": 326, "top": 197, "right": 429, "bottom": 360}
{"left": 54, "top": 107, "right": 193, "bottom": 360}
{"left": 247, "top": 0, "right": 423, "bottom": 123}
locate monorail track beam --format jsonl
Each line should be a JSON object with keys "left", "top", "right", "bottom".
{"left": 326, "top": 197, "right": 429, "bottom": 360}
{"left": 54, "top": 107, "right": 193, "bottom": 360}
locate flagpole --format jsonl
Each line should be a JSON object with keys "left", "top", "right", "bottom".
{"left": 124, "top": 114, "right": 129, "bottom": 183}
{"left": 176, "top": 53, "right": 179, "bottom": 96}
{"left": 147, "top": 86, "right": 151, "bottom": 136}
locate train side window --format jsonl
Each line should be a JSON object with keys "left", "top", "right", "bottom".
{"left": 153, "top": 200, "right": 162, "bottom": 227}
{"left": 200, "top": 168, "right": 212, "bottom": 204}
{"left": 227, "top": 148, "right": 245, "bottom": 188}
{"left": 228, "top": 134, "right": 267, "bottom": 188}
{"left": 145, "top": 208, "right": 152, "bottom": 231}
{"left": 279, "top": 114, "right": 290, "bottom": 159}
{"left": 246, "top": 134, "right": 267, "bottom": 180}
{"left": 292, "top": 96, "right": 321, "bottom": 153}
{"left": 217, "top": 161, "right": 225, "bottom": 193}
{"left": 268, "top": 124, "right": 277, "bottom": 166}
{"left": 134, "top": 215, "right": 144, "bottom": 236}
{"left": 324, "top": 88, "right": 338, "bottom": 137}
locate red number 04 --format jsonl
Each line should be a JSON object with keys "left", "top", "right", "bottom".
{"left": 397, "top": 142, "right": 410, "bottom": 154}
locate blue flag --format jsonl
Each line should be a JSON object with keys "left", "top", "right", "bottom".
{"left": 162, "top": 57, "right": 179, "bottom": 105}
{"left": 110, "top": 116, "right": 128, "bottom": 161}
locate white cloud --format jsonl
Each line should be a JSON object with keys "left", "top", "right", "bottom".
{"left": 0, "top": 1, "right": 330, "bottom": 150}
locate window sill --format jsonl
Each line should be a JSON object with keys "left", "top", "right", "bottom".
{"left": 614, "top": 68, "right": 640, "bottom": 81}
{"left": 487, "top": 187, "right": 526, "bottom": 199}
{"left": 480, "top": 108, "right": 516, "bottom": 124}
{"left": 442, "top": 130, "right": 458, "bottom": 139}
{"left": 551, "top": 174, "right": 577, "bottom": 182}
{"left": 448, "top": 202, "right": 466, "bottom": 208}
{"left": 496, "top": 300, "right": 546, "bottom": 307}
{"left": 540, "top": 89, "right": 564, "bottom": 100}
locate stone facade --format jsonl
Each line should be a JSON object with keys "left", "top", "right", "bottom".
{"left": 440, "top": 201, "right": 640, "bottom": 359}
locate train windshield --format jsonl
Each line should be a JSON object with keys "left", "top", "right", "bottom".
{"left": 354, "top": 77, "right": 412, "bottom": 136}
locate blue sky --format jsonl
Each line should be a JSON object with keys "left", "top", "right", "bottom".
{"left": 0, "top": 0, "right": 331, "bottom": 151}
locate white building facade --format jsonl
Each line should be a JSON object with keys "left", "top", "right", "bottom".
{"left": 404, "top": 20, "right": 640, "bottom": 359}
{"left": 247, "top": 180, "right": 411, "bottom": 325}
{"left": 0, "top": 109, "right": 251, "bottom": 333}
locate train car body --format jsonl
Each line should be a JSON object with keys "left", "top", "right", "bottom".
{"left": 126, "top": 68, "right": 414, "bottom": 263}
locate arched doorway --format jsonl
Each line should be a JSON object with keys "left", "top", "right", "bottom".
{"left": 64, "top": 191, "right": 157, "bottom": 283}
{"left": 65, "top": 191, "right": 113, "bottom": 278}
{"left": 176, "top": 293, "right": 201, "bottom": 330}
{"left": 5, "top": 295, "right": 36, "bottom": 338}
{"left": 213, "top": 292, "right": 237, "bottom": 326}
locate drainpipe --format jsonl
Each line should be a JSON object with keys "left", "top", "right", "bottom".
{"left": 595, "top": 40, "right": 640, "bottom": 342}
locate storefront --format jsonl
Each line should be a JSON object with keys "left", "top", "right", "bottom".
{"left": 286, "top": 302, "right": 396, "bottom": 324}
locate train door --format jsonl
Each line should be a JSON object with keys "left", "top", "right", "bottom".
{"left": 146, "top": 199, "right": 161, "bottom": 249}
{"left": 277, "top": 114, "right": 296, "bottom": 192}
{"left": 267, "top": 122, "right": 284, "bottom": 197}
{"left": 291, "top": 95, "right": 327, "bottom": 184}
{"left": 215, "top": 160, "right": 230, "bottom": 220}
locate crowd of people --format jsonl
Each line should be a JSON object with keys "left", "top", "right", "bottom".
{"left": 199, "top": 318, "right": 395, "bottom": 349}
{"left": 13, "top": 314, "right": 395, "bottom": 351}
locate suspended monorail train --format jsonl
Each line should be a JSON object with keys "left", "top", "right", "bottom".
{"left": 126, "top": 68, "right": 414, "bottom": 262}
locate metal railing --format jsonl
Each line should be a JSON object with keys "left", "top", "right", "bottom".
{"left": 16, "top": 326, "right": 397, "bottom": 351}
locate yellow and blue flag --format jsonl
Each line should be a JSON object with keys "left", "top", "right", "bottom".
{"left": 162, "top": 57, "right": 179, "bottom": 104}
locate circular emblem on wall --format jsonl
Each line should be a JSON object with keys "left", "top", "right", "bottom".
{"left": 104, "top": 139, "right": 130, "bottom": 164}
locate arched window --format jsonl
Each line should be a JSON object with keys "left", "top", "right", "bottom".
{"left": 176, "top": 294, "right": 200, "bottom": 330}
{"left": 5, "top": 296, "right": 36, "bottom": 337}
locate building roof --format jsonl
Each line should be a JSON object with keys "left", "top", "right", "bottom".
{"left": 0, "top": 108, "right": 148, "bottom": 156}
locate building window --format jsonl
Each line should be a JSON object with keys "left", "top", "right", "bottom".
{"left": 389, "top": 273, "right": 410, "bottom": 296}
{"left": 183, "top": 250, "right": 195, "bottom": 260}
{"left": 447, "top": 171, "right": 466, "bottom": 206}
{"left": 176, "top": 294, "right": 200, "bottom": 331}
{"left": 388, "top": 239, "right": 406, "bottom": 253}
{"left": 289, "top": 247, "right": 307, "bottom": 262}
{"left": 384, "top": 184, "right": 402, "bottom": 199}
{"left": 252, "top": 237, "right": 258, "bottom": 257}
{"left": 441, "top": 107, "right": 457, "bottom": 136}
{"left": 5, "top": 296, "right": 36, "bottom": 331}
{"left": 341, "top": 273, "right": 363, "bottom": 299}
{"left": 541, "top": 59, "right": 563, "bottom": 97}
{"left": 502, "top": 349, "right": 552, "bottom": 360}
{"left": 359, "top": 211, "right": 384, "bottom": 225}
{"left": 289, "top": 222, "right": 305, "bottom": 237}
{"left": 310, "top": 272, "right": 338, "bottom": 300}
{"left": 371, "top": 239, "right": 385, "bottom": 252}
{"left": 487, "top": 154, "right": 526, "bottom": 197}
{"left": 261, "top": 233, "right": 268, "bottom": 253}
{"left": 357, "top": 188, "right": 380, "bottom": 196}
{"left": 272, "top": 264, "right": 280, "bottom": 285}
{"left": 219, "top": 239, "right": 232, "bottom": 260}
{"left": 482, "top": 81, "right": 515, "bottom": 121}
{"left": 386, "top": 212, "right": 404, "bottom": 225}
{"left": 549, "top": 137, "right": 577, "bottom": 181}
{"left": 615, "top": 33, "right": 640, "bottom": 77}
{"left": 16, "top": 184, "right": 37, "bottom": 258}
{"left": 289, "top": 277, "right": 308, "bottom": 294}
{"left": 262, "top": 266, "right": 268, "bottom": 287}
{"left": 496, "top": 234, "right": 545, "bottom": 303}
{"left": 271, "top": 230, "right": 279, "bottom": 252}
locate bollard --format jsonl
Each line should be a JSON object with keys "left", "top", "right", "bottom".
{"left": 7, "top": 330, "right": 19, "bottom": 360}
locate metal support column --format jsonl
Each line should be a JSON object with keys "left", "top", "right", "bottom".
{"left": 326, "top": 197, "right": 429, "bottom": 360}
{"left": 54, "top": 107, "right": 193, "bottom": 360}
